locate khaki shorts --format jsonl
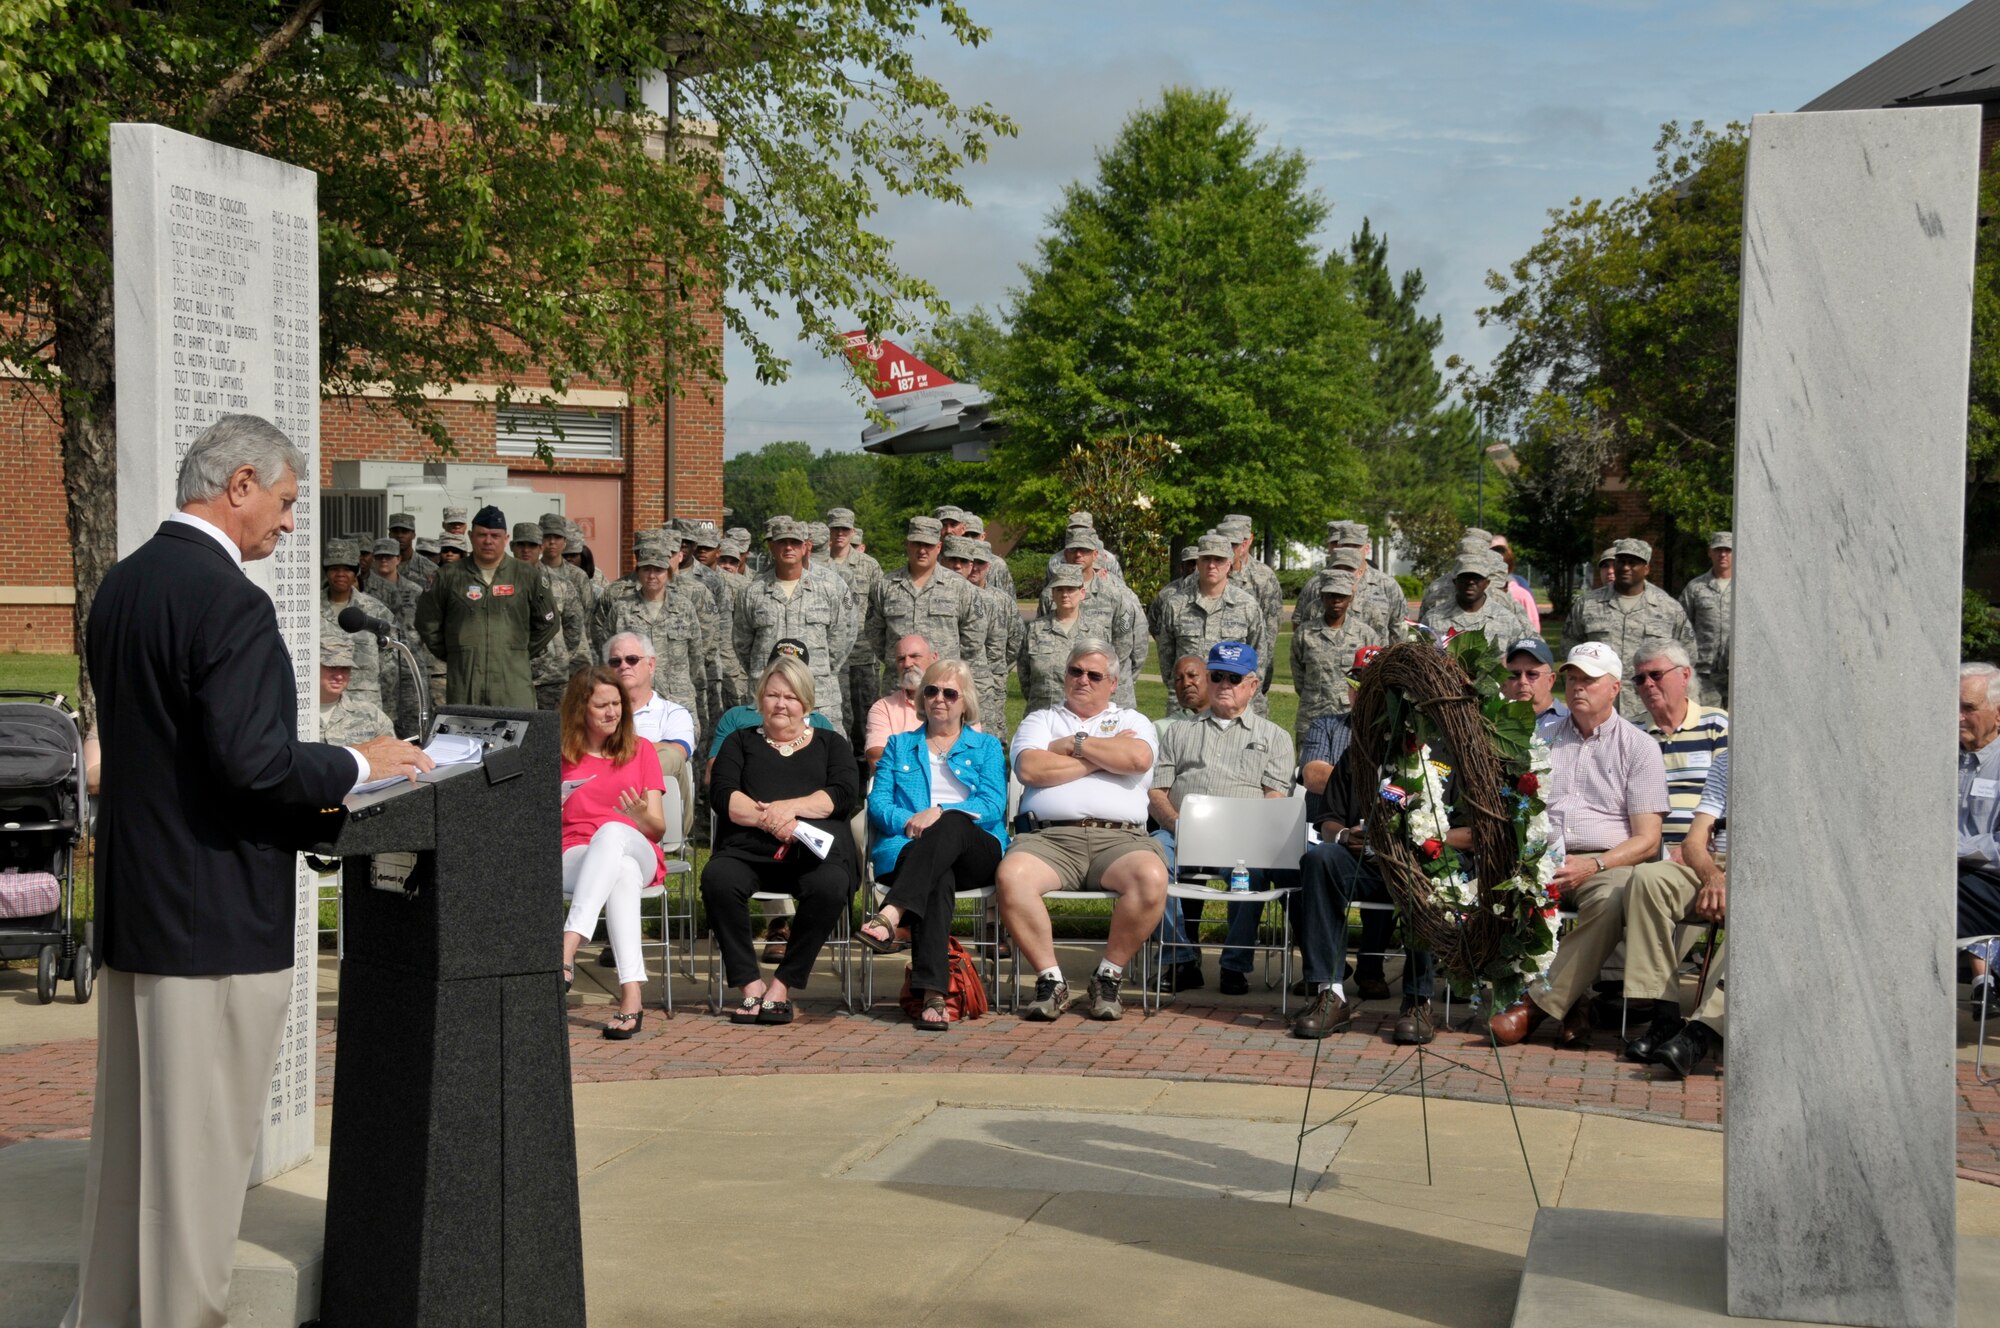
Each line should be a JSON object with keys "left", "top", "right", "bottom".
{"left": 1005, "top": 824, "right": 1167, "bottom": 893}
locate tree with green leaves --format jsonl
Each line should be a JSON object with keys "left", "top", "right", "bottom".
{"left": 0, "top": 0, "right": 1011, "bottom": 714}
{"left": 984, "top": 87, "right": 1377, "bottom": 570}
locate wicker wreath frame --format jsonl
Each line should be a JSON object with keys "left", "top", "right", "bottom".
{"left": 1346, "top": 640, "right": 1529, "bottom": 987}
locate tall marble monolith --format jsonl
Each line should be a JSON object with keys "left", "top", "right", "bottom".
{"left": 1726, "top": 105, "right": 1977, "bottom": 1327}
{"left": 110, "top": 122, "right": 321, "bottom": 1184}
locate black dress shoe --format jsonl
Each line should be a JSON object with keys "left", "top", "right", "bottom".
{"left": 1625, "top": 1002, "right": 1686, "bottom": 1064}
{"left": 1651, "top": 1022, "right": 1718, "bottom": 1079}
{"left": 1163, "top": 960, "right": 1206, "bottom": 993}
{"left": 1219, "top": 970, "right": 1249, "bottom": 996}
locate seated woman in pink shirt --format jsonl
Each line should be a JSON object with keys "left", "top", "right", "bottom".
{"left": 558, "top": 666, "right": 667, "bottom": 1040}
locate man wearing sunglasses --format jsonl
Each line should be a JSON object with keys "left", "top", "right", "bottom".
{"left": 1148, "top": 641, "right": 1297, "bottom": 998}
{"left": 1502, "top": 637, "right": 1568, "bottom": 742}
{"left": 997, "top": 640, "right": 1167, "bottom": 1022}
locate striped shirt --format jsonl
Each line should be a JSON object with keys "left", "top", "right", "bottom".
{"left": 1695, "top": 748, "right": 1729, "bottom": 859}
{"left": 1643, "top": 703, "right": 1730, "bottom": 850}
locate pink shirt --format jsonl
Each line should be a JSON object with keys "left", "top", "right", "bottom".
{"left": 1506, "top": 577, "right": 1542, "bottom": 632}
{"left": 561, "top": 750, "right": 666, "bottom": 882}
{"left": 863, "top": 690, "right": 925, "bottom": 754}
{"left": 1544, "top": 712, "right": 1668, "bottom": 854}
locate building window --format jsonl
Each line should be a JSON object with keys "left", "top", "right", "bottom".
{"left": 496, "top": 407, "right": 622, "bottom": 460}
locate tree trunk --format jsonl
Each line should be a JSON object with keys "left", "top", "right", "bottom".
{"left": 52, "top": 227, "right": 118, "bottom": 732}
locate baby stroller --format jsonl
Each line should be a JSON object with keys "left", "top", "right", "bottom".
{"left": 0, "top": 691, "right": 93, "bottom": 1004}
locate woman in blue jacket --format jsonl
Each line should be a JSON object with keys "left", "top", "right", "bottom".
{"left": 858, "top": 658, "right": 1009, "bottom": 1028}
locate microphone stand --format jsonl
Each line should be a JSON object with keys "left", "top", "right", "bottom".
{"left": 364, "top": 629, "right": 430, "bottom": 746}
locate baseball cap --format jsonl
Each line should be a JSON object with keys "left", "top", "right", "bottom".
{"left": 1505, "top": 637, "right": 1555, "bottom": 668}
{"left": 1206, "top": 640, "right": 1258, "bottom": 677}
{"left": 539, "top": 512, "right": 567, "bottom": 536}
{"left": 1563, "top": 642, "right": 1622, "bottom": 679}
{"left": 1451, "top": 552, "right": 1491, "bottom": 579}
{"left": 1351, "top": 645, "right": 1384, "bottom": 673}
{"left": 1597, "top": 547, "right": 1616, "bottom": 566}
{"left": 771, "top": 638, "right": 812, "bottom": 665}
{"left": 438, "top": 533, "right": 470, "bottom": 554}
{"left": 1326, "top": 519, "right": 1369, "bottom": 546}
{"left": 1066, "top": 511, "right": 1095, "bottom": 528}
{"left": 962, "top": 513, "right": 987, "bottom": 536}
{"left": 969, "top": 540, "right": 995, "bottom": 564}
{"left": 933, "top": 505, "right": 967, "bottom": 524}
{"left": 1177, "top": 545, "right": 1199, "bottom": 565}
{"left": 322, "top": 538, "right": 361, "bottom": 568}
{"left": 415, "top": 537, "right": 440, "bottom": 556}
{"left": 633, "top": 532, "right": 675, "bottom": 568}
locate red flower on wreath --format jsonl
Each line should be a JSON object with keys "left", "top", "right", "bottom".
{"left": 1516, "top": 772, "right": 1539, "bottom": 796}
{"left": 1420, "top": 838, "right": 1444, "bottom": 861}
{"left": 1545, "top": 881, "right": 1562, "bottom": 903}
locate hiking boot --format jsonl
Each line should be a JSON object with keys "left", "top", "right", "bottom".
{"left": 1086, "top": 972, "right": 1126, "bottom": 1020}
{"left": 1290, "top": 987, "right": 1357, "bottom": 1040}
{"left": 1021, "top": 975, "right": 1071, "bottom": 1022}
{"left": 1393, "top": 998, "right": 1436, "bottom": 1045}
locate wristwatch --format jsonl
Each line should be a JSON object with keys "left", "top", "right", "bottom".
{"left": 1071, "top": 732, "right": 1087, "bottom": 757}
{"left": 1592, "top": 855, "right": 1606, "bottom": 874}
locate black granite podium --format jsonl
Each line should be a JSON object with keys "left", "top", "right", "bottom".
{"left": 313, "top": 706, "right": 585, "bottom": 1327}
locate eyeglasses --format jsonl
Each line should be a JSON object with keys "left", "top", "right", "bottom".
{"left": 1207, "top": 671, "right": 1248, "bottom": 686}
{"left": 609, "top": 655, "right": 648, "bottom": 668}
{"left": 1634, "top": 668, "right": 1680, "bottom": 685}
{"left": 921, "top": 685, "right": 961, "bottom": 702}
{"left": 1065, "top": 666, "right": 1108, "bottom": 683}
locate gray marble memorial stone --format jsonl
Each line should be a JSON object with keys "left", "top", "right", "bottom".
{"left": 1727, "top": 106, "right": 1976, "bottom": 1328}
{"left": 111, "top": 123, "right": 321, "bottom": 1185}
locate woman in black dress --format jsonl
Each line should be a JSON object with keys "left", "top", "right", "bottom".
{"left": 702, "top": 655, "right": 861, "bottom": 1024}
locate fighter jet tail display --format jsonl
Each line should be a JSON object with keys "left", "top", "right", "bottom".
{"left": 842, "top": 330, "right": 1005, "bottom": 459}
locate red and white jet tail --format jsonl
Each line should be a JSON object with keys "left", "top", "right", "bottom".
{"left": 842, "top": 331, "right": 954, "bottom": 399}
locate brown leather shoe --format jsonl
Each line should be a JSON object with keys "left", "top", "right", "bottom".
{"left": 1555, "top": 999, "right": 1593, "bottom": 1051}
{"left": 1488, "top": 997, "right": 1548, "bottom": 1046}
{"left": 1290, "top": 988, "right": 1358, "bottom": 1040}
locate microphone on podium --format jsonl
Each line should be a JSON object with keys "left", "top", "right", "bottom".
{"left": 336, "top": 605, "right": 398, "bottom": 640}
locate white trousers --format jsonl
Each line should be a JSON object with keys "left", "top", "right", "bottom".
{"left": 63, "top": 965, "right": 292, "bottom": 1328}
{"left": 563, "top": 820, "right": 654, "bottom": 986}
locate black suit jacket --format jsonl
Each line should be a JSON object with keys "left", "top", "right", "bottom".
{"left": 87, "top": 521, "right": 357, "bottom": 975}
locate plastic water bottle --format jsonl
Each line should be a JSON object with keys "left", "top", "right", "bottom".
{"left": 1228, "top": 859, "right": 1251, "bottom": 893}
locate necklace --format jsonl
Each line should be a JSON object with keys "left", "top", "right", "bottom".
{"left": 764, "top": 728, "right": 809, "bottom": 757}
{"left": 926, "top": 727, "right": 958, "bottom": 753}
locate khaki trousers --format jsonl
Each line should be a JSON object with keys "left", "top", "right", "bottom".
{"left": 1692, "top": 938, "right": 1727, "bottom": 1037}
{"left": 1532, "top": 860, "right": 1699, "bottom": 1017}
{"left": 63, "top": 965, "right": 292, "bottom": 1328}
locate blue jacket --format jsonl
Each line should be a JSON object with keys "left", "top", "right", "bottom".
{"left": 866, "top": 727, "right": 1008, "bottom": 879}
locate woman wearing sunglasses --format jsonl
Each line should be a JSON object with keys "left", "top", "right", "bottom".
{"left": 858, "top": 659, "right": 1008, "bottom": 1029}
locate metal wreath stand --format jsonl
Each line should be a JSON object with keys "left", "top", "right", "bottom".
{"left": 1288, "top": 639, "right": 1543, "bottom": 1208}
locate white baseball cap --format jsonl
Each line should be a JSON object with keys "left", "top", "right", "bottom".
{"left": 1563, "top": 642, "right": 1622, "bottom": 679}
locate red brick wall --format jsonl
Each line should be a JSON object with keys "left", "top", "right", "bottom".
{"left": 0, "top": 383, "right": 77, "bottom": 651}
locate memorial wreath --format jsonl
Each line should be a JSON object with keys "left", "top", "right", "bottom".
{"left": 1346, "top": 632, "right": 1563, "bottom": 1007}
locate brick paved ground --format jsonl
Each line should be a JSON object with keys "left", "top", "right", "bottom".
{"left": 6, "top": 993, "right": 2000, "bottom": 1183}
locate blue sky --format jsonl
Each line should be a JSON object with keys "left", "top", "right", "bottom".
{"left": 720, "top": 0, "right": 1954, "bottom": 457}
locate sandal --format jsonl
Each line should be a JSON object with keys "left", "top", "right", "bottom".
{"left": 914, "top": 994, "right": 950, "bottom": 1032}
{"left": 755, "top": 999, "right": 795, "bottom": 1025}
{"left": 728, "top": 993, "right": 764, "bottom": 1024}
{"left": 603, "top": 1009, "right": 643, "bottom": 1040}
{"left": 562, "top": 963, "right": 574, "bottom": 993}
{"left": 857, "top": 911, "right": 902, "bottom": 955}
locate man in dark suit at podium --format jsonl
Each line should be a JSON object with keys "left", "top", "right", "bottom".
{"left": 67, "top": 414, "right": 430, "bottom": 1328}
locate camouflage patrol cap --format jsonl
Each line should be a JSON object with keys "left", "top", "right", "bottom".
{"left": 1598, "top": 547, "right": 1616, "bottom": 566}
{"left": 387, "top": 512, "right": 417, "bottom": 532}
{"left": 941, "top": 535, "right": 979, "bottom": 561}
{"left": 1451, "top": 552, "right": 1492, "bottom": 579}
{"left": 806, "top": 522, "right": 829, "bottom": 550}
{"left": 438, "top": 532, "right": 471, "bottom": 554}
{"left": 1329, "top": 548, "right": 1366, "bottom": 573}
{"left": 568, "top": 534, "right": 589, "bottom": 553}
{"left": 564, "top": 519, "right": 587, "bottom": 544}
{"left": 1195, "top": 533, "right": 1233, "bottom": 560}
{"left": 1326, "top": 520, "right": 1369, "bottom": 546}
{"left": 905, "top": 516, "right": 943, "bottom": 545}
{"left": 539, "top": 512, "right": 568, "bottom": 537}
{"left": 1464, "top": 527, "right": 1494, "bottom": 545}
{"left": 825, "top": 507, "right": 857, "bottom": 530}
{"left": 371, "top": 537, "right": 401, "bottom": 558}
{"left": 347, "top": 531, "right": 376, "bottom": 547}
{"left": 511, "top": 522, "right": 542, "bottom": 544}
{"left": 1709, "top": 530, "right": 1733, "bottom": 550}
{"left": 933, "top": 505, "right": 967, "bottom": 524}
{"left": 319, "top": 637, "right": 358, "bottom": 668}
{"left": 1063, "top": 528, "right": 1102, "bottom": 552}
{"left": 1177, "top": 545, "right": 1199, "bottom": 566}
{"left": 441, "top": 505, "right": 469, "bottom": 525}
{"left": 1047, "top": 563, "right": 1086, "bottom": 589}
{"left": 1320, "top": 568, "right": 1358, "bottom": 597}
{"left": 969, "top": 539, "right": 995, "bottom": 563}
{"left": 765, "top": 515, "right": 809, "bottom": 544}
{"left": 415, "top": 537, "right": 440, "bottom": 556}
{"left": 962, "top": 512, "right": 986, "bottom": 536}
{"left": 727, "top": 526, "right": 752, "bottom": 544}
{"left": 1611, "top": 537, "right": 1653, "bottom": 562}
{"left": 1067, "top": 511, "right": 1095, "bottom": 528}
{"left": 1456, "top": 535, "right": 1490, "bottom": 555}
{"left": 695, "top": 523, "right": 723, "bottom": 550}
{"left": 850, "top": 526, "right": 865, "bottom": 543}
{"left": 1220, "top": 514, "right": 1254, "bottom": 540}
{"left": 633, "top": 532, "right": 675, "bottom": 568}
{"left": 322, "top": 538, "right": 361, "bottom": 568}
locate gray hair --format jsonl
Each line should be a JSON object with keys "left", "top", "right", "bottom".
{"left": 1632, "top": 639, "right": 1692, "bottom": 672}
{"left": 175, "top": 415, "right": 306, "bottom": 507}
{"left": 1964, "top": 662, "right": 2000, "bottom": 707}
{"left": 606, "top": 631, "right": 655, "bottom": 663}
{"left": 1067, "top": 638, "right": 1120, "bottom": 681}
{"left": 894, "top": 632, "right": 938, "bottom": 659}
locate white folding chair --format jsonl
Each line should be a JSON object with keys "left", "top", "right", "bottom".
{"left": 702, "top": 807, "right": 856, "bottom": 1013}
{"left": 649, "top": 776, "right": 697, "bottom": 1013}
{"left": 1963, "top": 934, "right": 2000, "bottom": 1086}
{"left": 855, "top": 769, "right": 1005, "bottom": 1011}
{"left": 1146, "top": 793, "right": 1308, "bottom": 1012}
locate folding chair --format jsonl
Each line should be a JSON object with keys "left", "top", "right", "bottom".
{"left": 1144, "top": 793, "right": 1308, "bottom": 1012}
{"left": 649, "top": 777, "right": 697, "bottom": 1012}
{"left": 1962, "top": 934, "right": 2000, "bottom": 1086}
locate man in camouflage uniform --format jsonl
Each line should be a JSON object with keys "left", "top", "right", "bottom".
{"left": 1154, "top": 532, "right": 1269, "bottom": 715}
{"left": 1562, "top": 536, "right": 1701, "bottom": 723}
{"left": 942, "top": 536, "right": 1020, "bottom": 738}
{"left": 440, "top": 505, "right": 469, "bottom": 542}
{"left": 597, "top": 532, "right": 709, "bottom": 730}
{"left": 1420, "top": 551, "right": 1533, "bottom": 646}
{"left": 428, "top": 533, "right": 468, "bottom": 705}
{"left": 321, "top": 537, "right": 399, "bottom": 724}
{"left": 1290, "top": 568, "right": 1388, "bottom": 746}
{"left": 386, "top": 512, "right": 437, "bottom": 589}
{"left": 509, "top": 523, "right": 581, "bottom": 708}
{"left": 1042, "top": 528, "right": 1145, "bottom": 708}
{"left": 734, "top": 516, "right": 858, "bottom": 728}
{"left": 807, "top": 521, "right": 831, "bottom": 566}
{"left": 1018, "top": 563, "right": 1091, "bottom": 714}
{"left": 538, "top": 512, "right": 594, "bottom": 620}
{"left": 1302, "top": 521, "right": 1407, "bottom": 632}
{"left": 861, "top": 515, "right": 987, "bottom": 695}
{"left": 1044, "top": 510, "right": 1125, "bottom": 584}
{"left": 318, "top": 637, "right": 395, "bottom": 745}
{"left": 415, "top": 506, "right": 559, "bottom": 710}
{"left": 1148, "top": 546, "right": 1199, "bottom": 641}
{"left": 1418, "top": 529, "right": 1498, "bottom": 618}
{"left": 826, "top": 507, "right": 883, "bottom": 746}
{"left": 1680, "top": 530, "right": 1733, "bottom": 708}
{"left": 1220, "top": 514, "right": 1285, "bottom": 642}
{"left": 679, "top": 521, "right": 732, "bottom": 728}
{"left": 962, "top": 512, "right": 1015, "bottom": 600}
{"left": 363, "top": 536, "right": 429, "bottom": 734}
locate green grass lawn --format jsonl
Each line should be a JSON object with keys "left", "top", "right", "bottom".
{"left": 0, "top": 652, "right": 81, "bottom": 700}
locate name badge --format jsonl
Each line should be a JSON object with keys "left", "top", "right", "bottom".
{"left": 494, "top": 584, "right": 516, "bottom": 597}
{"left": 1975, "top": 778, "right": 1999, "bottom": 799}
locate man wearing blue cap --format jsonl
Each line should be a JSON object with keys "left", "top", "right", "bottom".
{"left": 415, "top": 504, "right": 561, "bottom": 708}
{"left": 1147, "top": 641, "right": 1296, "bottom": 996}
